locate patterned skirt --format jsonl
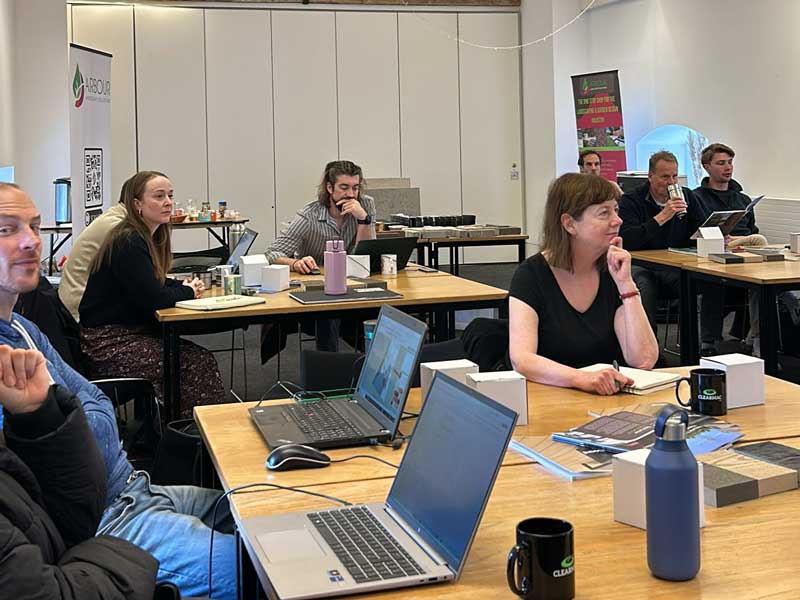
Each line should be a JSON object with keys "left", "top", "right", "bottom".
{"left": 80, "top": 325, "right": 225, "bottom": 419}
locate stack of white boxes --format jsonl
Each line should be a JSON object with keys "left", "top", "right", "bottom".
{"left": 419, "top": 360, "right": 478, "bottom": 400}
{"left": 261, "top": 264, "right": 290, "bottom": 293}
{"left": 238, "top": 255, "right": 268, "bottom": 287}
{"left": 613, "top": 449, "right": 705, "bottom": 530}
{"left": 466, "top": 371, "right": 528, "bottom": 425}
{"left": 699, "top": 353, "right": 765, "bottom": 409}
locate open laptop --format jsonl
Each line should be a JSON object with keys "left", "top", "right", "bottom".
{"left": 690, "top": 195, "right": 764, "bottom": 239}
{"left": 170, "top": 227, "right": 258, "bottom": 273}
{"left": 240, "top": 372, "right": 518, "bottom": 599}
{"left": 249, "top": 304, "right": 427, "bottom": 449}
{"left": 352, "top": 237, "right": 419, "bottom": 273}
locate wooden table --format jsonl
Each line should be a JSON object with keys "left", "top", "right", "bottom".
{"left": 160, "top": 271, "right": 507, "bottom": 421}
{"left": 630, "top": 249, "right": 800, "bottom": 374}
{"left": 194, "top": 369, "right": 800, "bottom": 494}
{"left": 683, "top": 260, "right": 800, "bottom": 375}
{"left": 41, "top": 217, "right": 249, "bottom": 275}
{"left": 195, "top": 370, "right": 800, "bottom": 599}
{"left": 418, "top": 234, "right": 529, "bottom": 276}
{"left": 230, "top": 459, "right": 800, "bottom": 599}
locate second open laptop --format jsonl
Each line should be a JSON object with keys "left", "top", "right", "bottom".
{"left": 170, "top": 227, "right": 258, "bottom": 273}
{"left": 249, "top": 304, "right": 427, "bottom": 449}
{"left": 240, "top": 372, "right": 517, "bottom": 599}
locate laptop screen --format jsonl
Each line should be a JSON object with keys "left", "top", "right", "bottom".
{"left": 227, "top": 228, "right": 258, "bottom": 272}
{"left": 386, "top": 373, "right": 517, "bottom": 575}
{"left": 354, "top": 305, "right": 426, "bottom": 428}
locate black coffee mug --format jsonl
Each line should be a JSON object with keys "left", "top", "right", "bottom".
{"left": 507, "top": 518, "right": 575, "bottom": 600}
{"left": 675, "top": 368, "right": 727, "bottom": 416}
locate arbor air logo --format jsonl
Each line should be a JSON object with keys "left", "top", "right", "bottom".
{"left": 73, "top": 64, "right": 85, "bottom": 108}
{"left": 553, "top": 555, "right": 574, "bottom": 578}
{"left": 581, "top": 77, "right": 589, "bottom": 96}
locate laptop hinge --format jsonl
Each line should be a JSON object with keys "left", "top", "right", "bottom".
{"left": 383, "top": 505, "right": 448, "bottom": 568}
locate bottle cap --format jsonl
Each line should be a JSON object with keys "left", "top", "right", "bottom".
{"left": 662, "top": 418, "right": 686, "bottom": 441}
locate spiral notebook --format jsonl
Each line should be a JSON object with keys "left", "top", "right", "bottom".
{"left": 580, "top": 364, "right": 681, "bottom": 395}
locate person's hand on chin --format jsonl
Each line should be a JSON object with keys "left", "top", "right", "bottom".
{"left": 607, "top": 236, "right": 636, "bottom": 293}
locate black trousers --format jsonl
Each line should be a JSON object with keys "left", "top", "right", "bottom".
{"left": 632, "top": 265, "right": 681, "bottom": 335}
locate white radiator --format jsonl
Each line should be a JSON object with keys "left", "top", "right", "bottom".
{"left": 753, "top": 197, "right": 800, "bottom": 245}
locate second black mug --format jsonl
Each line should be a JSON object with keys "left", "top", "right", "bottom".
{"left": 675, "top": 368, "right": 727, "bottom": 416}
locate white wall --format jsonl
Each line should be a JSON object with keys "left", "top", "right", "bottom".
{"left": 520, "top": 0, "right": 556, "bottom": 251}
{"left": 550, "top": 0, "right": 800, "bottom": 202}
{"left": 13, "top": 0, "right": 70, "bottom": 218}
{"left": 0, "top": 0, "right": 14, "bottom": 169}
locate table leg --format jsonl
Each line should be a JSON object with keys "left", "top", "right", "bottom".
{"left": 681, "top": 271, "right": 699, "bottom": 366}
{"left": 236, "top": 529, "right": 262, "bottom": 599}
{"left": 759, "top": 285, "right": 779, "bottom": 376}
{"left": 162, "top": 324, "right": 181, "bottom": 423}
{"left": 431, "top": 244, "right": 439, "bottom": 270}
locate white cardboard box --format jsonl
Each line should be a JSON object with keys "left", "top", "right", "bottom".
{"left": 790, "top": 232, "right": 800, "bottom": 253}
{"left": 696, "top": 227, "right": 724, "bottom": 258}
{"left": 346, "top": 255, "right": 370, "bottom": 279}
{"left": 420, "top": 360, "right": 478, "bottom": 401}
{"left": 238, "top": 254, "right": 268, "bottom": 287}
{"left": 466, "top": 371, "right": 528, "bottom": 425}
{"left": 700, "top": 353, "right": 764, "bottom": 409}
{"left": 613, "top": 449, "right": 705, "bottom": 530}
{"left": 261, "top": 264, "right": 290, "bottom": 293}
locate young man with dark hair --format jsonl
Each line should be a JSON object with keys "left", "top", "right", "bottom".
{"left": 693, "top": 143, "right": 789, "bottom": 356}
{"left": 618, "top": 151, "right": 705, "bottom": 336}
{"left": 578, "top": 150, "right": 623, "bottom": 195}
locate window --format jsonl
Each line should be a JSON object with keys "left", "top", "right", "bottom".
{"left": 0, "top": 166, "right": 14, "bottom": 183}
{"left": 635, "top": 125, "right": 708, "bottom": 189}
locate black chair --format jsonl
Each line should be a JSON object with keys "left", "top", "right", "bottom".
{"left": 298, "top": 338, "right": 466, "bottom": 392}
{"left": 92, "top": 377, "right": 161, "bottom": 472}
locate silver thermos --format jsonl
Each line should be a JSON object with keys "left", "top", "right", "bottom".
{"left": 54, "top": 177, "right": 72, "bottom": 224}
{"left": 667, "top": 183, "right": 687, "bottom": 219}
{"left": 229, "top": 222, "right": 245, "bottom": 253}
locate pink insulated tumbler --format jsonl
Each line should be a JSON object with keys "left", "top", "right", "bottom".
{"left": 324, "top": 240, "right": 347, "bottom": 295}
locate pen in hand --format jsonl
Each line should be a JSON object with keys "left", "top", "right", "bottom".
{"left": 612, "top": 360, "right": 623, "bottom": 393}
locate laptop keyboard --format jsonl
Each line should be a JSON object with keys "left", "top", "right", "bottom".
{"left": 308, "top": 507, "right": 426, "bottom": 583}
{"left": 284, "top": 400, "right": 363, "bottom": 442}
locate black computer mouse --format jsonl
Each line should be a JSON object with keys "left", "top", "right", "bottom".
{"left": 265, "top": 444, "right": 332, "bottom": 471}
{"left": 309, "top": 268, "right": 321, "bottom": 275}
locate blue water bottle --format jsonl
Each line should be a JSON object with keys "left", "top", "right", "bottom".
{"left": 645, "top": 405, "right": 700, "bottom": 581}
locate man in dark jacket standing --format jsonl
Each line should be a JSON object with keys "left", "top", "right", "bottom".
{"left": 0, "top": 344, "right": 159, "bottom": 599}
{"left": 619, "top": 150, "right": 705, "bottom": 336}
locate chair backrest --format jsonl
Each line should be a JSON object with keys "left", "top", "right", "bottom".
{"left": 92, "top": 377, "right": 160, "bottom": 471}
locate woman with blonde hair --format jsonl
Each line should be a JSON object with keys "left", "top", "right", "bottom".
{"left": 508, "top": 173, "right": 658, "bottom": 395}
{"left": 79, "top": 170, "right": 224, "bottom": 416}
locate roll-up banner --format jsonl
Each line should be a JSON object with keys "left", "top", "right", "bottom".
{"left": 69, "top": 43, "right": 112, "bottom": 236}
{"left": 571, "top": 70, "right": 627, "bottom": 181}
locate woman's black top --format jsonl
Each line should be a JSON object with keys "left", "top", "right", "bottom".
{"left": 79, "top": 232, "right": 193, "bottom": 329}
{"left": 508, "top": 253, "right": 624, "bottom": 368}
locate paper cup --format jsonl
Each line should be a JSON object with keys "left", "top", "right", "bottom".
{"left": 381, "top": 254, "right": 397, "bottom": 276}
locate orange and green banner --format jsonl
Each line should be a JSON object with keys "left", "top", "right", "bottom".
{"left": 571, "top": 70, "right": 626, "bottom": 180}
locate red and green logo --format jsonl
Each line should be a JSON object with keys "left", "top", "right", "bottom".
{"left": 581, "top": 77, "right": 589, "bottom": 96}
{"left": 72, "top": 64, "right": 85, "bottom": 108}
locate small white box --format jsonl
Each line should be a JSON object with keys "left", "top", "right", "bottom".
{"left": 700, "top": 352, "right": 764, "bottom": 409}
{"left": 346, "top": 255, "right": 370, "bottom": 279}
{"left": 238, "top": 254, "right": 268, "bottom": 287}
{"left": 613, "top": 449, "right": 705, "bottom": 530}
{"left": 790, "top": 232, "right": 800, "bottom": 253}
{"left": 420, "top": 359, "right": 478, "bottom": 400}
{"left": 696, "top": 227, "right": 724, "bottom": 258}
{"left": 466, "top": 371, "right": 528, "bottom": 426}
{"left": 261, "top": 264, "right": 290, "bottom": 293}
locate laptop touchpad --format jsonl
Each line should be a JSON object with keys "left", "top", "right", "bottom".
{"left": 257, "top": 529, "right": 326, "bottom": 563}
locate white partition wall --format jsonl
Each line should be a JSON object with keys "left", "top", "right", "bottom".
{"left": 398, "top": 13, "right": 462, "bottom": 237}
{"left": 135, "top": 6, "right": 208, "bottom": 253}
{"left": 67, "top": 3, "right": 524, "bottom": 264}
{"left": 71, "top": 5, "right": 136, "bottom": 200}
{"left": 272, "top": 11, "right": 338, "bottom": 231}
{"left": 205, "top": 9, "right": 275, "bottom": 245}
{"left": 336, "top": 13, "right": 401, "bottom": 180}
{"left": 459, "top": 13, "right": 523, "bottom": 263}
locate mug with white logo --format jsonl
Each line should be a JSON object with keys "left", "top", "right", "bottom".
{"left": 676, "top": 368, "right": 727, "bottom": 416}
{"left": 507, "top": 517, "right": 575, "bottom": 600}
